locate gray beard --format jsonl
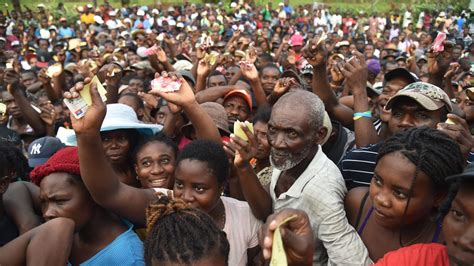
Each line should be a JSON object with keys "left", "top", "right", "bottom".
{"left": 270, "top": 144, "right": 312, "bottom": 171}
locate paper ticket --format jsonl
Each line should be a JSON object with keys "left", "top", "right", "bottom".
{"left": 233, "top": 120, "right": 254, "bottom": 141}
{"left": 64, "top": 76, "right": 107, "bottom": 119}
{"left": 46, "top": 63, "right": 62, "bottom": 78}
{"left": 270, "top": 215, "right": 297, "bottom": 266}
{"left": 79, "top": 76, "right": 107, "bottom": 105}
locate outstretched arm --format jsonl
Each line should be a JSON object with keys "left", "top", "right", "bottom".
{"left": 302, "top": 37, "right": 354, "bottom": 129}
{"left": 0, "top": 217, "right": 74, "bottom": 266}
{"left": 64, "top": 78, "right": 156, "bottom": 227}
{"left": 3, "top": 181, "right": 42, "bottom": 234}
{"left": 149, "top": 72, "right": 222, "bottom": 145}
{"left": 223, "top": 123, "right": 272, "bottom": 220}
{"left": 4, "top": 70, "right": 46, "bottom": 135}
{"left": 341, "top": 51, "right": 380, "bottom": 147}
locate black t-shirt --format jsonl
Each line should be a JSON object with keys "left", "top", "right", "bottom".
{"left": 0, "top": 213, "right": 19, "bottom": 246}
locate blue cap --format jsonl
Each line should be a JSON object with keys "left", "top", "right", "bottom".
{"left": 28, "top": 136, "right": 65, "bottom": 168}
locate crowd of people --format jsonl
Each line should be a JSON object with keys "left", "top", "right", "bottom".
{"left": 0, "top": 1, "right": 474, "bottom": 265}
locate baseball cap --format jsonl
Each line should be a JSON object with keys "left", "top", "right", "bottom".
{"left": 301, "top": 64, "right": 313, "bottom": 76}
{"left": 384, "top": 68, "right": 419, "bottom": 84}
{"left": 385, "top": 82, "right": 453, "bottom": 112}
{"left": 446, "top": 163, "right": 474, "bottom": 182}
{"left": 181, "top": 102, "right": 230, "bottom": 139}
{"left": 0, "top": 126, "right": 21, "bottom": 146}
{"left": 28, "top": 136, "right": 65, "bottom": 168}
{"left": 224, "top": 89, "right": 253, "bottom": 111}
{"left": 289, "top": 34, "right": 304, "bottom": 47}
{"left": 178, "top": 70, "right": 196, "bottom": 87}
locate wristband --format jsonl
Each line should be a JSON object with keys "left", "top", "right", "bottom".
{"left": 353, "top": 111, "right": 372, "bottom": 120}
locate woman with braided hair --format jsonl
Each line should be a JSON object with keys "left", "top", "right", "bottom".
{"left": 345, "top": 127, "right": 465, "bottom": 261}
{"left": 144, "top": 195, "right": 229, "bottom": 266}
{"left": 65, "top": 76, "right": 261, "bottom": 265}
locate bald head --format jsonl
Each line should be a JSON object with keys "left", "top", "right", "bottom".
{"left": 273, "top": 90, "right": 325, "bottom": 132}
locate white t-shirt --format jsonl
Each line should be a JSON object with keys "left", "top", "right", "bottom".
{"left": 222, "top": 196, "right": 261, "bottom": 266}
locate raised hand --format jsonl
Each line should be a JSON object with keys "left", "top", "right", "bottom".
{"left": 148, "top": 72, "right": 196, "bottom": 108}
{"left": 302, "top": 36, "right": 328, "bottom": 68}
{"left": 427, "top": 41, "right": 454, "bottom": 75}
{"left": 437, "top": 113, "right": 474, "bottom": 156}
{"left": 273, "top": 77, "right": 296, "bottom": 96}
{"left": 97, "top": 63, "right": 122, "bottom": 87}
{"left": 223, "top": 122, "right": 258, "bottom": 168}
{"left": 197, "top": 59, "right": 211, "bottom": 77}
{"left": 240, "top": 61, "right": 259, "bottom": 81}
{"left": 63, "top": 78, "right": 106, "bottom": 135}
{"left": 137, "top": 91, "right": 159, "bottom": 109}
{"left": 340, "top": 51, "right": 368, "bottom": 92}
{"left": 39, "top": 101, "right": 57, "bottom": 126}
{"left": 330, "top": 62, "right": 345, "bottom": 83}
{"left": 3, "top": 69, "right": 21, "bottom": 94}
{"left": 37, "top": 68, "right": 51, "bottom": 85}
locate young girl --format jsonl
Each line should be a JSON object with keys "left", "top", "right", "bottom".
{"left": 133, "top": 133, "right": 178, "bottom": 189}
{"left": 145, "top": 196, "right": 229, "bottom": 266}
{"left": 66, "top": 74, "right": 260, "bottom": 265}
{"left": 345, "top": 127, "right": 465, "bottom": 261}
{"left": 99, "top": 103, "right": 162, "bottom": 187}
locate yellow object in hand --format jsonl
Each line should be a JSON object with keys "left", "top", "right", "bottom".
{"left": 79, "top": 76, "right": 108, "bottom": 106}
{"left": 270, "top": 215, "right": 297, "bottom": 266}
{"left": 233, "top": 121, "right": 254, "bottom": 141}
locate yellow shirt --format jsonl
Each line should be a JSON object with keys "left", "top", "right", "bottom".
{"left": 80, "top": 13, "right": 95, "bottom": 24}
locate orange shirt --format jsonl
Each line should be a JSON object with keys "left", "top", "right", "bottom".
{"left": 374, "top": 243, "right": 449, "bottom": 266}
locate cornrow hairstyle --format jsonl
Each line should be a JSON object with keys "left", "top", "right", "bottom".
{"left": 145, "top": 196, "right": 229, "bottom": 266}
{"left": 377, "top": 127, "right": 465, "bottom": 246}
{"left": 0, "top": 140, "right": 29, "bottom": 181}
{"left": 176, "top": 140, "right": 229, "bottom": 185}
{"left": 132, "top": 132, "right": 179, "bottom": 164}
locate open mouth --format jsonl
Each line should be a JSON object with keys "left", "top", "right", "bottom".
{"left": 148, "top": 178, "right": 168, "bottom": 188}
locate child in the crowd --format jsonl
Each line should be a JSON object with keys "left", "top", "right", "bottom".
{"left": 345, "top": 127, "right": 465, "bottom": 261}
{"left": 65, "top": 75, "right": 261, "bottom": 266}
{"left": 144, "top": 196, "right": 229, "bottom": 266}
{"left": 133, "top": 132, "right": 178, "bottom": 189}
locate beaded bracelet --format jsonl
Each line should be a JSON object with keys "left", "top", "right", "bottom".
{"left": 353, "top": 111, "right": 372, "bottom": 120}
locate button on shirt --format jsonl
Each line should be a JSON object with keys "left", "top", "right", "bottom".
{"left": 270, "top": 146, "right": 371, "bottom": 265}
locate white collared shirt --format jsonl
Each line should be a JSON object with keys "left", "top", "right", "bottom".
{"left": 270, "top": 145, "right": 372, "bottom": 265}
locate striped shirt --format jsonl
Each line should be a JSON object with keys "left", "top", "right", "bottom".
{"left": 340, "top": 143, "right": 474, "bottom": 190}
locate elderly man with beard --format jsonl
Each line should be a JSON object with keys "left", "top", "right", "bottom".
{"left": 267, "top": 90, "right": 370, "bottom": 264}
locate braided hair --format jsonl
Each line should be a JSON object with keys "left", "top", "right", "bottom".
{"left": 0, "top": 140, "right": 29, "bottom": 181}
{"left": 144, "top": 196, "right": 229, "bottom": 266}
{"left": 377, "top": 127, "right": 465, "bottom": 246}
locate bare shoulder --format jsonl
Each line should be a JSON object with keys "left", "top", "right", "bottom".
{"left": 344, "top": 187, "right": 370, "bottom": 227}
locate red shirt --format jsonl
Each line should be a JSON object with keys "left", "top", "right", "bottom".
{"left": 373, "top": 243, "right": 449, "bottom": 266}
